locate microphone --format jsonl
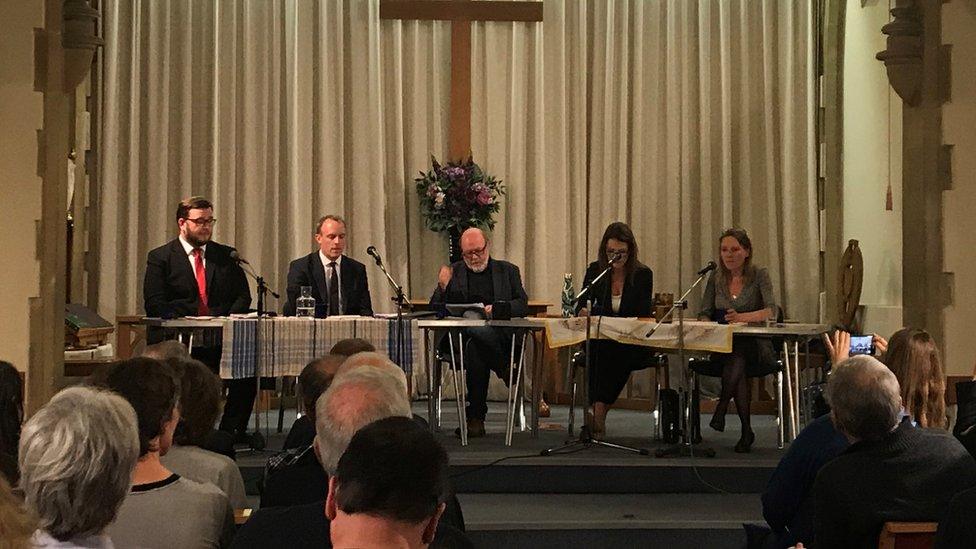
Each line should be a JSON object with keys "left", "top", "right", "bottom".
{"left": 608, "top": 251, "right": 624, "bottom": 263}
{"left": 366, "top": 246, "right": 382, "bottom": 266}
{"left": 229, "top": 250, "right": 251, "bottom": 265}
{"left": 697, "top": 261, "right": 717, "bottom": 276}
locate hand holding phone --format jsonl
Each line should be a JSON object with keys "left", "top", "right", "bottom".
{"left": 849, "top": 334, "right": 876, "bottom": 356}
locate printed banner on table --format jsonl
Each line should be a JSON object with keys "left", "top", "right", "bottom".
{"left": 542, "top": 317, "right": 733, "bottom": 353}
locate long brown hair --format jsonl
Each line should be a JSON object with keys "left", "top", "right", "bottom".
{"left": 883, "top": 328, "right": 946, "bottom": 429}
{"left": 597, "top": 222, "right": 640, "bottom": 279}
{"left": 715, "top": 227, "right": 757, "bottom": 286}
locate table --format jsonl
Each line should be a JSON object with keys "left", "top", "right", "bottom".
{"left": 416, "top": 318, "right": 548, "bottom": 445}
{"left": 409, "top": 299, "right": 552, "bottom": 317}
{"left": 537, "top": 317, "right": 829, "bottom": 443}
{"left": 733, "top": 323, "right": 829, "bottom": 440}
{"left": 142, "top": 316, "right": 426, "bottom": 388}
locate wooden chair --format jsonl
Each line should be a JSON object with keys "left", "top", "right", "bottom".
{"left": 877, "top": 521, "right": 937, "bottom": 549}
{"left": 234, "top": 508, "right": 252, "bottom": 526}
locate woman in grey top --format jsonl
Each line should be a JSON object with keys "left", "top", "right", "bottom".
{"left": 699, "top": 228, "right": 777, "bottom": 452}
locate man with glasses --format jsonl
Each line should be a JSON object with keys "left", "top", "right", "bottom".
{"left": 144, "top": 196, "right": 256, "bottom": 445}
{"left": 430, "top": 227, "right": 528, "bottom": 437}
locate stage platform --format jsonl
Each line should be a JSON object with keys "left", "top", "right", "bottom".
{"left": 237, "top": 402, "right": 787, "bottom": 548}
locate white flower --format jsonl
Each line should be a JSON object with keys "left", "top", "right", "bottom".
{"left": 434, "top": 192, "right": 446, "bottom": 209}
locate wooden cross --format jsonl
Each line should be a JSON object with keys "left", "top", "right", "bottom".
{"left": 380, "top": 0, "right": 544, "bottom": 161}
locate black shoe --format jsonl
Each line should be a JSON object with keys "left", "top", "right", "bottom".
{"left": 734, "top": 430, "right": 755, "bottom": 453}
{"left": 709, "top": 414, "right": 726, "bottom": 433}
{"left": 454, "top": 419, "right": 486, "bottom": 439}
{"left": 248, "top": 431, "right": 266, "bottom": 451}
{"left": 232, "top": 430, "right": 266, "bottom": 451}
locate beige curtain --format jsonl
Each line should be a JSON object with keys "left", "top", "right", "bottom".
{"left": 96, "top": 0, "right": 817, "bottom": 325}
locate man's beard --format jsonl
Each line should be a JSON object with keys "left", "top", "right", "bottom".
{"left": 184, "top": 231, "right": 210, "bottom": 248}
{"left": 466, "top": 259, "right": 488, "bottom": 273}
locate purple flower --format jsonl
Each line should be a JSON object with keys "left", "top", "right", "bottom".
{"left": 477, "top": 191, "right": 493, "bottom": 205}
{"left": 444, "top": 166, "right": 466, "bottom": 180}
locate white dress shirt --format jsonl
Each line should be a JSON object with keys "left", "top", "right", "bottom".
{"left": 179, "top": 235, "right": 207, "bottom": 270}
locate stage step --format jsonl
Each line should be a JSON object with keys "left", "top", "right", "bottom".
{"left": 459, "top": 493, "right": 759, "bottom": 549}
{"left": 449, "top": 457, "right": 775, "bottom": 494}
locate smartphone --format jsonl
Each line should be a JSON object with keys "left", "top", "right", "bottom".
{"left": 850, "top": 334, "right": 875, "bottom": 356}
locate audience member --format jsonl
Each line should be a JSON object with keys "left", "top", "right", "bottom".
{"left": 260, "top": 362, "right": 409, "bottom": 509}
{"left": 747, "top": 332, "right": 888, "bottom": 548}
{"left": 0, "top": 361, "right": 23, "bottom": 484}
{"left": 812, "top": 355, "right": 976, "bottom": 548}
{"left": 19, "top": 386, "right": 138, "bottom": 548}
{"left": 329, "top": 337, "right": 376, "bottom": 357}
{"left": 936, "top": 483, "right": 976, "bottom": 548}
{"left": 880, "top": 328, "right": 946, "bottom": 428}
{"left": 335, "top": 351, "right": 431, "bottom": 427}
{"left": 161, "top": 358, "right": 248, "bottom": 509}
{"left": 327, "top": 417, "right": 463, "bottom": 549}
{"left": 334, "top": 351, "right": 409, "bottom": 397}
{"left": 951, "top": 359, "right": 976, "bottom": 458}
{"left": 141, "top": 340, "right": 191, "bottom": 361}
{"left": 234, "top": 361, "right": 470, "bottom": 548}
{"left": 261, "top": 354, "right": 346, "bottom": 508}
{"left": 100, "top": 358, "right": 235, "bottom": 549}
{"left": 278, "top": 337, "right": 376, "bottom": 452}
{"left": 0, "top": 475, "right": 33, "bottom": 548}
{"left": 284, "top": 354, "right": 348, "bottom": 451}
{"left": 142, "top": 343, "right": 237, "bottom": 460}
{"left": 751, "top": 328, "right": 952, "bottom": 548}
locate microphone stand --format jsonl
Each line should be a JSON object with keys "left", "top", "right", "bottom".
{"left": 542, "top": 257, "right": 650, "bottom": 456}
{"left": 369, "top": 252, "right": 412, "bottom": 370}
{"left": 649, "top": 269, "right": 716, "bottom": 458}
{"left": 238, "top": 259, "right": 280, "bottom": 450}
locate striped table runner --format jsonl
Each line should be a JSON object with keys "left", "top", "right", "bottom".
{"left": 218, "top": 317, "right": 424, "bottom": 387}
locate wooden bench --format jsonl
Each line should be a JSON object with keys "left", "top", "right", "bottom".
{"left": 878, "top": 521, "right": 938, "bottom": 549}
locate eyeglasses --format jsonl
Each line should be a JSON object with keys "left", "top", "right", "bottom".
{"left": 461, "top": 244, "right": 488, "bottom": 259}
{"left": 185, "top": 217, "right": 217, "bottom": 227}
{"left": 606, "top": 248, "right": 629, "bottom": 257}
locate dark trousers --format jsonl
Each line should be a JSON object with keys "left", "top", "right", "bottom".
{"left": 444, "top": 327, "right": 518, "bottom": 421}
{"left": 587, "top": 339, "right": 653, "bottom": 405}
{"left": 191, "top": 347, "right": 257, "bottom": 434}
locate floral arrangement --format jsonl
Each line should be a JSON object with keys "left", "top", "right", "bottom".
{"left": 415, "top": 156, "right": 505, "bottom": 233}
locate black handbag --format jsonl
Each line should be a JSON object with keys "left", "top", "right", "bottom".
{"left": 659, "top": 388, "right": 680, "bottom": 443}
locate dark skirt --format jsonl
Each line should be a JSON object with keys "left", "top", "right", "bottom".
{"left": 586, "top": 339, "right": 654, "bottom": 405}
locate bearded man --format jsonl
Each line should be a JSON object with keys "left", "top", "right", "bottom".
{"left": 429, "top": 227, "right": 528, "bottom": 437}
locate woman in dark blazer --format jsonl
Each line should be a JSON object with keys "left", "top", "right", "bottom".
{"left": 577, "top": 222, "right": 653, "bottom": 438}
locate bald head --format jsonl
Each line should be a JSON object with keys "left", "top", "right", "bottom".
{"left": 828, "top": 355, "right": 903, "bottom": 442}
{"left": 336, "top": 352, "right": 408, "bottom": 396}
{"left": 314, "top": 367, "right": 413, "bottom": 474}
{"left": 460, "top": 228, "right": 489, "bottom": 272}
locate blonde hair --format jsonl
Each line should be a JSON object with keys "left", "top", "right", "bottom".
{"left": 883, "top": 328, "right": 946, "bottom": 429}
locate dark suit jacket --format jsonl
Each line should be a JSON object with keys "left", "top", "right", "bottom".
{"left": 144, "top": 239, "right": 251, "bottom": 318}
{"left": 429, "top": 258, "right": 528, "bottom": 317}
{"left": 283, "top": 253, "right": 373, "bottom": 316}
{"left": 232, "top": 500, "right": 472, "bottom": 549}
{"left": 953, "top": 380, "right": 976, "bottom": 459}
{"left": 575, "top": 261, "right": 653, "bottom": 317}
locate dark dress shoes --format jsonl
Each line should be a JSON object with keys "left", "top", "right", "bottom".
{"left": 454, "top": 418, "right": 486, "bottom": 439}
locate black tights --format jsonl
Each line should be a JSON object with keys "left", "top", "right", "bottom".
{"left": 715, "top": 350, "right": 751, "bottom": 433}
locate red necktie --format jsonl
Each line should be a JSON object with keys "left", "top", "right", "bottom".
{"left": 193, "top": 248, "right": 209, "bottom": 315}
